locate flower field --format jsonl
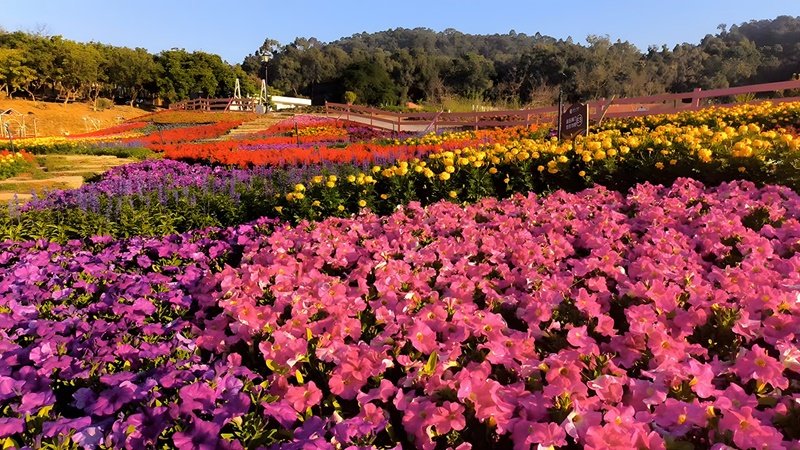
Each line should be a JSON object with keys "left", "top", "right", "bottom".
{"left": 1, "top": 103, "right": 800, "bottom": 449}
{"left": 0, "top": 151, "right": 36, "bottom": 180}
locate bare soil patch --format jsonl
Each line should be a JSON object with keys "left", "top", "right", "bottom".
{"left": 0, "top": 98, "right": 156, "bottom": 137}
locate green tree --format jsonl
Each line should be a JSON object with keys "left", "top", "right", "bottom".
{"left": 107, "top": 47, "right": 158, "bottom": 106}
{"left": 446, "top": 52, "right": 495, "bottom": 100}
{"left": 0, "top": 48, "right": 36, "bottom": 98}
{"left": 341, "top": 58, "right": 398, "bottom": 106}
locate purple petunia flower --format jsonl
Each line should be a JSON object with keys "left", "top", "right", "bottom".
{"left": 172, "top": 417, "right": 221, "bottom": 450}
{"left": 42, "top": 417, "right": 93, "bottom": 438}
{"left": 0, "top": 417, "right": 24, "bottom": 438}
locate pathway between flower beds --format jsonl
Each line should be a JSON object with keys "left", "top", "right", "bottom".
{"left": 0, "top": 154, "right": 137, "bottom": 202}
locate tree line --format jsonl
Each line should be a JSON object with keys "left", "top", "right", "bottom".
{"left": 0, "top": 31, "right": 257, "bottom": 107}
{"left": 1, "top": 15, "right": 799, "bottom": 108}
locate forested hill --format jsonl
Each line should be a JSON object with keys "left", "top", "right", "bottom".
{"left": 2, "top": 16, "right": 799, "bottom": 108}
{"left": 244, "top": 16, "right": 800, "bottom": 106}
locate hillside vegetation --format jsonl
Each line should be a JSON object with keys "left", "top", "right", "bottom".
{"left": 2, "top": 16, "right": 800, "bottom": 110}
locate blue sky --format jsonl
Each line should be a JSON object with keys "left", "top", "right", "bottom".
{"left": 1, "top": 0, "right": 797, "bottom": 64}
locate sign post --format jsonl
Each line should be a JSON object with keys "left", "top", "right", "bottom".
{"left": 556, "top": 90, "right": 563, "bottom": 140}
{"left": 560, "top": 103, "right": 589, "bottom": 140}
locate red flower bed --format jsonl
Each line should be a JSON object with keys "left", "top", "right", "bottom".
{"left": 67, "top": 122, "right": 148, "bottom": 139}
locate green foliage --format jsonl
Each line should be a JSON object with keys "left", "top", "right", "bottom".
{"left": 343, "top": 90, "right": 357, "bottom": 105}
{"left": 342, "top": 59, "right": 399, "bottom": 106}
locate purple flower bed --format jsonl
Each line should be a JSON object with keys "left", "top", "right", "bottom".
{"left": 15, "top": 159, "right": 345, "bottom": 215}
{"left": 2, "top": 179, "right": 800, "bottom": 449}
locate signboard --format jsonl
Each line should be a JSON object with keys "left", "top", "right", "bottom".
{"left": 559, "top": 103, "right": 589, "bottom": 140}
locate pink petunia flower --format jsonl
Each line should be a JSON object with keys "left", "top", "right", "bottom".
{"left": 733, "top": 344, "right": 789, "bottom": 390}
{"left": 285, "top": 381, "right": 323, "bottom": 413}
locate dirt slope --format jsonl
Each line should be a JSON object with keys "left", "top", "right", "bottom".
{"left": 0, "top": 98, "right": 156, "bottom": 138}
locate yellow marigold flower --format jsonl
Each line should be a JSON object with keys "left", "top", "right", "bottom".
{"left": 670, "top": 159, "right": 677, "bottom": 165}
{"left": 294, "top": 184, "right": 305, "bottom": 192}
{"left": 738, "top": 166, "right": 746, "bottom": 173}
{"left": 594, "top": 150, "right": 606, "bottom": 160}
{"left": 372, "top": 166, "right": 381, "bottom": 174}
{"left": 473, "top": 161, "right": 484, "bottom": 168}
{"left": 382, "top": 169, "right": 394, "bottom": 178}
{"left": 311, "top": 175, "right": 324, "bottom": 184}
{"left": 312, "top": 200, "right": 321, "bottom": 207}
{"left": 449, "top": 191, "right": 457, "bottom": 198}
{"left": 655, "top": 162, "right": 664, "bottom": 170}
{"left": 326, "top": 181, "right": 336, "bottom": 188}
{"left": 328, "top": 175, "right": 338, "bottom": 182}
{"left": 504, "top": 177, "right": 509, "bottom": 184}
{"left": 547, "top": 168, "right": 558, "bottom": 174}
{"left": 578, "top": 170, "right": 586, "bottom": 177}
{"left": 489, "top": 167, "right": 498, "bottom": 174}
{"left": 445, "top": 165, "right": 455, "bottom": 174}
{"left": 337, "top": 205, "right": 345, "bottom": 211}
{"left": 582, "top": 153, "right": 592, "bottom": 162}
{"left": 358, "top": 200, "right": 367, "bottom": 207}
{"left": 439, "top": 172, "right": 451, "bottom": 181}
{"left": 275, "top": 206, "right": 283, "bottom": 213}
{"left": 458, "top": 157, "right": 470, "bottom": 166}
{"left": 364, "top": 175, "right": 375, "bottom": 184}
{"left": 347, "top": 175, "right": 356, "bottom": 183}
{"left": 607, "top": 148, "right": 617, "bottom": 157}
{"left": 423, "top": 168, "right": 435, "bottom": 178}
{"left": 620, "top": 146, "right": 630, "bottom": 154}
{"left": 294, "top": 192, "right": 305, "bottom": 200}
{"left": 557, "top": 155, "right": 568, "bottom": 163}
{"left": 286, "top": 193, "right": 295, "bottom": 201}
{"left": 537, "top": 165, "right": 545, "bottom": 172}
{"left": 698, "top": 148, "right": 712, "bottom": 162}
{"left": 380, "top": 194, "right": 388, "bottom": 199}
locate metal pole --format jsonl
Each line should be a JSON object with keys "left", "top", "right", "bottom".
{"left": 4, "top": 124, "right": 13, "bottom": 151}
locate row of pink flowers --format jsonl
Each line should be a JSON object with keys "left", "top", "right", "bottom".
{"left": 1, "top": 179, "right": 799, "bottom": 448}
{"left": 205, "top": 178, "right": 800, "bottom": 449}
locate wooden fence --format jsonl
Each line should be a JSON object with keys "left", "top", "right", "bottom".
{"left": 169, "top": 97, "right": 258, "bottom": 112}
{"left": 325, "top": 80, "right": 800, "bottom": 132}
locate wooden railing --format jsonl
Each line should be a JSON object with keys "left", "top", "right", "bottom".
{"left": 169, "top": 97, "right": 258, "bottom": 112}
{"left": 325, "top": 80, "right": 800, "bottom": 132}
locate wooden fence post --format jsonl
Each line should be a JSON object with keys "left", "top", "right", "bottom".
{"left": 692, "top": 88, "right": 702, "bottom": 108}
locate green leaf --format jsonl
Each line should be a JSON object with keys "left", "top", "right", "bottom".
{"left": 423, "top": 350, "right": 438, "bottom": 376}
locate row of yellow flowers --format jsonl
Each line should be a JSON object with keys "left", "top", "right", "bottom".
{"left": 599, "top": 100, "right": 800, "bottom": 133}
{"left": 270, "top": 101, "right": 800, "bottom": 221}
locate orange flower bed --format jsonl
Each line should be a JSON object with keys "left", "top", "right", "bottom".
{"left": 124, "top": 121, "right": 244, "bottom": 145}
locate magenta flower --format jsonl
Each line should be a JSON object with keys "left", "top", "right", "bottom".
{"left": 430, "top": 401, "right": 466, "bottom": 435}
{"left": 285, "top": 381, "right": 323, "bottom": 413}
{"left": 0, "top": 418, "right": 24, "bottom": 438}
